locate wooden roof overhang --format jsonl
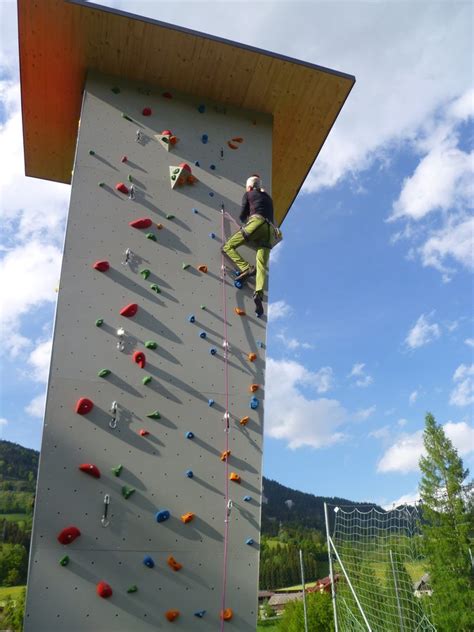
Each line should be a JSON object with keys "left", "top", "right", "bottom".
{"left": 18, "top": 0, "right": 355, "bottom": 225}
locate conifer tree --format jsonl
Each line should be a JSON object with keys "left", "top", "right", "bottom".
{"left": 419, "top": 412, "right": 474, "bottom": 631}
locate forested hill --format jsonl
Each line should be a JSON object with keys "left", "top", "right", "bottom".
{"left": 261, "top": 477, "right": 383, "bottom": 535}
{"left": 0, "top": 440, "right": 38, "bottom": 491}
{"left": 0, "top": 439, "right": 382, "bottom": 528}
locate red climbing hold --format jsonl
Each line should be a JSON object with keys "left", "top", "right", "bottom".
{"left": 142, "top": 107, "right": 152, "bottom": 116}
{"left": 93, "top": 260, "right": 110, "bottom": 272}
{"left": 115, "top": 182, "right": 129, "bottom": 195}
{"left": 96, "top": 581, "right": 113, "bottom": 599}
{"left": 75, "top": 397, "right": 94, "bottom": 415}
{"left": 120, "top": 303, "right": 138, "bottom": 318}
{"left": 133, "top": 351, "right": 146, "bottom": 369}
{"left": 198, "top": 265, "right": 208, "bottom": 273}
{"left": 79, "top": 463, "right": 101, "bottom": 478}
{"left": 139, "top": 429, "right": 150, "bottom": 437}
{"left": 178, "top": 162, "right": 192, "bottom": 173}
{"left": 165, "top": 610, "right": 179, "bottom": 621}
{"left": 162, "top": 92, "right": 173, "bottom": 99}
{"left": 129, "top": 217, "right": 152, "bottom": 229}
{"left": 57, "top": 526, "right": 81, "bottom": 545}
{"left": 121, "top": 155, "right": 128, "bottom": 163}
{"left": 162, "top": 130, "right": 172, "bottom": 136}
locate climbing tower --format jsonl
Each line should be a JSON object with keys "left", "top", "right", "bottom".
{"left": 18, "top": 1, "right": 354, "bottom": 630}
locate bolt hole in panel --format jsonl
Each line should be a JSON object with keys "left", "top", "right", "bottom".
{"left": 25, "top": 72, "right": 270, "bottom": 631}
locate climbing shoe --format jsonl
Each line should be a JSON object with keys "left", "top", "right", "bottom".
{"left": 235, "top": 265, "right": 256, "bottom": 282}
{"left": 253, "top": 292, "right": 264, "bottom": 317}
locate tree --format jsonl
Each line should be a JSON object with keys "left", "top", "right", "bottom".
{"left": 278, "top": 592, "right": 334, "bottom": 632}
{"left": 419, "top": 412, "right": 474, "bottom": 632}
{"left": 2, "top": 587, "right": 26, "bottom": 631}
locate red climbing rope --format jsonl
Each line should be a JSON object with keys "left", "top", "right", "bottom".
{"left": 219, "top": 205, "right": 231, "bottom": 630}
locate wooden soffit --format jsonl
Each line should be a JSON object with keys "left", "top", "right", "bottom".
{"left": 18, "top": 0, "right": 355, "bottom": 225}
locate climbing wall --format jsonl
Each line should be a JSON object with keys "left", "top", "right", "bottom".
{"left": 24, "top": 71, "right": 272, "bottom": 631}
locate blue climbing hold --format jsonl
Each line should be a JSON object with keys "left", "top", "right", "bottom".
{"left": 185, "top": 470, "right": 194, "bottom": 478}
{"left": 246, "top": 538, "right": 254, "bottom": 546}
{"left": 208, "top": 192, "right": 214, "bottom": 197}
{"left": 209, "top": 347, "right": 217, "bottom": 355}
{"left": 192, "top": 207, "right": 198, "bottom": 214}
{"left": 210, "top": 164, "right": 216, "bottom": 170}
{"left": 209, "top": 232, "right": 216, "bottom": 239}
{"left": 201, "top": 134, "right": 208, "bottom": 144}
{"left": 250, "top": 396, "right": 259, "bottom": 410}
{"left": 194, "top": 610, "right": 206, "bottom": 618}
{"left": 197, "top": 104, "right": 206, "bottom": 113}
{"left": 156, "top": 509, "right": 170, "bottom": 523}
{"left": 243, "top": 496, "right": 252, "bottom": 502}
{"left": 185, "top": 431, "right": 194, "bottom": 439}
{"left": 194, "top": 161, "right": 200, "bottom": 167}
{"left": 188, "top": 314, "right": 196, "bottom": 323}
{"left": 208, "top": 399, "right": 215, "bottom": 407}
{"left": 199, "top": 331, "right": 207, "bottom": 339}
{"left": 234, "top": 280, "right": 243, "bottom": 289}
{"left": 143, "top": 555, "right": 155, "bottom": 568}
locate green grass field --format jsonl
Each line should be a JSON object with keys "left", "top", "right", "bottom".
{"left": 0, "top": 585, "right": 25, "bottom": 606}
{"left": 0, "top": 513, "right": 30, "bottom": 522}
{"left": 257, "top": 620, "right": 279, "bottom": 630}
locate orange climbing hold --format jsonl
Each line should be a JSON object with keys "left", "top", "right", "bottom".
{"left": 220, "top": 608, "right": 233, "bottom": 621}
{"left": 167, "top": 555, "right": 183, "bottom": 572}
{"left": 187, "top": 174, "right": 197, "bottom": 184}
{"left": 227, "top": 141, "right": 238, "bottom": 150}
{"left": 247, "top": 352, "right": 257, "bottom": 362}
{"left": 156, "top": 223, "right": 163, "bottom": 230}
{"left": 181, "top": 512, "right": 195, "bottom": 524}
{"left": 220, "top": 450, "right": 231, "bottom": 462}
{"left": 165, "top": 610, "right": 179, "bottom": 622}
{"left": 249, "top": 384, "right": 259, "bottom": 393}
{"left": 239, "top": 416, "right": 249, "bottom": 426}
{"left": 232, "top": 137, "right": 243, "bottom": 143}
{"left": 198, "top": 265, "right": 208, "bottom": 273}
{"left": 234, "top": 307, "right": 246, "bottom": 316}
{"left": 229, "top": 472, "right": 241, "bottom": 484}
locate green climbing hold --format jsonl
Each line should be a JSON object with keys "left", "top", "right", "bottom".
{"left": 166, "top": 214, "right": 175, "bottom": 220}
{"left": 98, "top": 369, "right": 111, "bottom": 378}
{"left": 140, "top": 269, "right": 151, "bottom": 279}
{"left": 142, "top": 376, "right": 152, "bottom": 385}
{"left": 98, "top": 182, "right": 105, "bottom": 187}
{"left": 89, "top": 150, "right": 95, "bottom": 155}
{"left": 182, "top": 263, "right": 190, "bottom": 270}
{"left": 171, "top": 175, "right": 176, "bottom": 181}
{"left": 59, "top": 555, "right": 70, "bottom": 567}
{"left": 95, "top": 318, "right": 104, "bottom": 327}
{"left": 122, "top": 113, "right": 133, "bottom": 122}
{"left": 145, "top": 341, "right": 158, "bottom": 349}
{"left": 111, "top": 87, "right": 120, "bottom": 94}
{"left": 173, "top": 168, "right": 180, "bottom": 175}
{"left": 111, "top": 464, "right": 123, "bottom": 477}
{"left": 200, "top": 305, "right": 206, "bottom": 310}
{"left": 127, "top": 585, "right": 138, "bottom": 594}
{"left": 127, "top": 174, "right": 133, "bottom": 182}
{"left": 122, "top": 485, "right": 135, "bottom": 499}
{"left": 147, "top": 411, "right": 161, "bottom": 420}
{"left": 145, "top": 233, "right": 157, "bottom": 241}
{"left": 150, "top": 283, "right": 161, "bottom": 293}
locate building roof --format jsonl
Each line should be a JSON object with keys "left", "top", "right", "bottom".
{"left": 268, "top": 592, "right": 303, "bottom": 606}
{"left": 18, "top": 0, "right": 354, "bottom": 225}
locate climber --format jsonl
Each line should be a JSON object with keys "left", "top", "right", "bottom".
{"left": 222, "top": 175, "right": 280, "bottom": 317}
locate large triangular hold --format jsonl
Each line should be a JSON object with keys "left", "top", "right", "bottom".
{"left": 169, "top": 162, "right": 197, "bottom": 189}
{"left": 155, "top": 129, "right": 178, "bottom": 151}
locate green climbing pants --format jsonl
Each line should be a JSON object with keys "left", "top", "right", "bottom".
{"left": 222, "top": 215, "right": 271, "bottom": 294}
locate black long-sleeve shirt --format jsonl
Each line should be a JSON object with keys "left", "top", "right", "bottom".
{"left": 240, "top": 189, "right": 274, "bottom": 224}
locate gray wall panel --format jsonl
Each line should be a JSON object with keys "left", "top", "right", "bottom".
{"left": 25, "top": 72, "right": 271, "bottom": 630}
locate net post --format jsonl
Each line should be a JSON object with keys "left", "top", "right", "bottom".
{"left": 324, "top": 502, "right": 339, "bottom": 632}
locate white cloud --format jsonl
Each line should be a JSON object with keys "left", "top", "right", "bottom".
{"left": 348, "top": 362, "right": 373, "bottom": 387}
{"left": 369, "top": 425, "right": 390, "bottom": 440}
{"left": 25, "top": 392, "right": 46, "bottom": 418}
{"left": 450, "top": 363, "right": 474, "bottom": 407}
{"left": 310, "top": 367, "right": 335, "bottom": 394}
{"left": 267, "top": 300, "right": 293, "bottom": 322}
{"left": 269, "top": 241, "right": 284, "bottom": 264}
{"left": 383, "top": 490, "right": 420, "bottom": 510}
{"left": 397, "top": 418, "right": 408, "bottom": 427}
{"left": 355, "top": 405, "right": 376, "bottom": 421}
{"left": 27, "top": 339, "right": 53, "bottom": 383}
{"left": 0, "top": 418, "right": 8, "bottom": 439}
{"left": 265, "top": 358, "right": 348, "bottom": 449}
{"left": 377, "top": 421, "right": 474, "bottom": 473}
{"left": 405, "top": 313, "right": 441, "bottom": 349}
{"left": 409, "top": 390, "right": 418, "bottom": 405}
{"left": 419, "top": 217, "right": 474, "bottom": 280}
{"left": 465, "top": 338, "right": 474, "bottom": 348}
{"left": 276, "top": 331, "right": 313, "bottom": 351}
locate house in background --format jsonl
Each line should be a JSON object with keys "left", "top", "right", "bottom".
{"left": 414, "top": 573, "right": 433, "bottom": 597}
{"left": 268, "top": 592, "right": 304, "bottom": 615}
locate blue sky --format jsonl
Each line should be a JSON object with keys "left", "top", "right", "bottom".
{"left": 0, "top": 0, "right": 472, "bottom": 510}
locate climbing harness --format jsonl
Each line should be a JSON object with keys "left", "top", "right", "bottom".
{"left": 101, "top": 494, "right": 110, "bottom": 527}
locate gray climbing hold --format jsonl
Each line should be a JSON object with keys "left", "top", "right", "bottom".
{"left": 95, "top": 318, "right": 104, "bottom": 327}
{"left": 143, "top": 555, "right": 155, "bottom": 568}
{"left": 111, "top": 464, "right": 123, "bottom": 477}
{"left": 142, "top": 376, "right": 152, "bottom": 385}
{"left": 98, "top": 369, "right": 111, "bottom": 378}
{"left": 185, "top": 431, "right": 194, "bottom": 439}
{"left": 156, "top": 509, "right": 170, "bottom": 523}
{"left": 145, "top": 341, "right": 157, "bottom": 349}
{"left": 185, "top": 470, "right": 194, "bottom": 478}
{"left": 140, "top": 269, "right": 151, "bottom": 279}
{"left": 147, "top": 411, "right": 161, "bottom": 419}
{"left": 122, "top": 486, "right": 135, "bottom": 499}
